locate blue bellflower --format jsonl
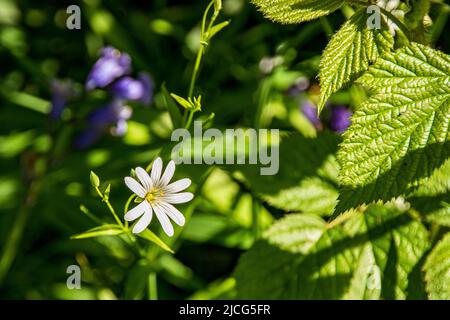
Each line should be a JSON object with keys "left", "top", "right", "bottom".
{"left": 110, "top": 73, "right": 153, "bottom": 105}
{"left": 75, "top": 99, "right": 132, "bottom": 149}
{"left": 301, "top": 100, "right": 322, "bottom": 128}
{"left": 86, "top": 47, "right": 131, "bottom": 91}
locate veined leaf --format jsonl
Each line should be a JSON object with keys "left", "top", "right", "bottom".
{"left": 337, "top": 43, "right": 450, "bottom": 214}
{"left": 408, "top": 159, "right": 450, "bottom": 226}
{"left": 251, "top": 0, "right": 343, "bottom": 24}
{"left": 138, "top": 229, "right": 175, "bottom": 254}
{"left": 224, "top": 132, "right": 340, "bottom": 215}
{"left": 234, "top": 205, "right": 429, "bottom": 299}
{"left": 71, "top": 224, "right": 123, "bottom": 239}
{"left": 424, "top": 232, "right": 450, "bottom": 299}
{"left": 318, "top": 9, "right": 394, "bottom": 112}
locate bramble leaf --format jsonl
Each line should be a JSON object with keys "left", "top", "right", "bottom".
{"left": 318, "top": 9, "right": 394, "bottom": 112}
{"left": 234, "top": 205, "right": 429, "bottom": 299}
{"left": 224, "top": 132, "right": 340, "bottom": 215}
{"left": 336, "top": 43, "right": 450, "bottom": 214}
{"left": 424, "top": 232, "right": 450, "bottom": 299}
{"left": 251, "top": 0, "right": 343, "bottom": 24}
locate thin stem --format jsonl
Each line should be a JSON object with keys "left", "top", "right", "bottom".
{"left": 95, "top": 187, "right": 123, "bottom": 228}
{"left": 183, "top": 0, "right": 223, "bottom": 129}
{"left": 123, "top": 194, "right": 136, "bottom": 229}
{"left": 188, "top": 45, "right": 205, "bottom": 99}
{"left": 0, "top": 185, "right": 36, "bottom": 285}
{"left": 148, "top": 272, "right": 158, "bottom": 300}
{"left": 185, "top": 108, "right": 196, "bottom": 129}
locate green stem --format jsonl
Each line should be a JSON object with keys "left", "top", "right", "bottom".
{"left": 0, "top": 186, "right": 36, "bottom": 285}
{"left": 148, "top": 272, "right": 158, "bottom": 300}
{"left": 95, "top": 187, "right": 123, "bottom": 228}
{"left": 184, "top": 109, "right": 196, "bottom": 129}
{"left": 183, "top": 0, "right": 223, "bottom": 129}
{"left": 188, "top": 44, "right": 205, "bottom": 99}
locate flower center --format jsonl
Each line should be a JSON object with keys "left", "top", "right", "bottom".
{"left": 145, "top": 188, "right": 164, "bottom": 204}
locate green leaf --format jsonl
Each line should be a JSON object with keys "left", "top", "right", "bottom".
{"left": 408, "top": 159, "right": 450, "bottom": 226}
{"left": 336, "top": 43, "right": 450, "bottom": 214}
{"left": 208, "top": 20, "right": 230, "bottom": 39}
{"left": 234, "top": 205, "right": 430, "bottom": 299}
{"left": 423, "top": 232, "right": 450, "bottom": 299}
{"left": 103, "top": 184, "right": 111, "bottom": 201}
{"left": 161, "top": 84, "right": 182, "bottom": 128}
{"left": 124, "top": 259, "right": 154, "bottom": 299}
{"left": 170, "top": 93, "right": 193, "bottom": 109}
{"left": 71, "top": 224, "right": 123, "bottom": 239}
{"left": 318, "top": 9, "right": 394, "bottom": 112}
{"left": 251, "top": 0, "right": 343, "bottom": 24}
{"left": 137, "top": 229, "right": 175, "bottom": 254}
{"left": 225, "top": 132, "right": 340, "bottom": 215}
{"left": 89, "top": 171, "right": 100, "bottom": 188}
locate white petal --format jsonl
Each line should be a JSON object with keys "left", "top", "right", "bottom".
{"left": 377, "top": 0, "right": 386, "bottom": 8}
{"left": 124, "top": 177, "right": 146, "bottom": 198}
{"left": 162, "top": 192, "right": 193, "bottom": 204}
{"left": 160, "top": 202, "right": 185, "bottom": 226}
{"left": 164, "top": 178, "right": 191, "bottom": 194}
{"left": 132, "top": 202, "right": 153, "bottom": 234}
{"left": 124, "top": 200, "right": 148, "bottom": 221}
{"left": 151, "top": 157, "right": 163, "bottom": 186}
{"left": 159, "top": 160, "right": 175, "bottom": 187}
{"left": 135, "top": 167, "right": 152, "bottom": 191}
{"left": 153, "top": 204, "right": 174, "bottom": 237}
{"left": 386, "top": 0, "right": 400, "bottom": 11}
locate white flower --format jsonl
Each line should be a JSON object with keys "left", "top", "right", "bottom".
{"left": 124, "top": 157, "right": 193, "bottom": 236}
{"left": 377, "top": 0, "right": 405, "bottom": 36}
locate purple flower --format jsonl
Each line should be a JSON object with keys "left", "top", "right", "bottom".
{"left": 75, "top": 100, "right": 133, "bottom": 149}
{"left": 329, "top": 105, "right": 352, "bottom": 133}
{"left": 110, "top": 72, "right": 153, "bottom": 105}
{"left": 86, "top": 47, "right": 131, "bottom": 91}
{"left": 301, "top": 100, "right": 322, "bottom": 128}
{"left": 49, "top": 79, "right": 76, "bottom": 119}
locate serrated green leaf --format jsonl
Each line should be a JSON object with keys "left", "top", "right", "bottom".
{"left": 71, "top": 224, "right": 123, "bottom": 239}
{"left": 137, "top": 229, "right": 175, "bottom": 254}
{"left": 251, "top": 0, "right": 343, "bottom": 24}
{"left": 318, "top": 9, "right": 394, "bottom": 112}
{"left": 223, "top": 132, "right": 340, "bottom": 215}
{"left": 409, "top": 159, "right": 450, "bottom": 226}
{"left": 234, "top": 205, "right": 429, "bottom": 299}
{"left": 336, "top": 43, "right": 450, "bottom": 214}
{"left": 423, "top": 232, "right": 450, "bottom": 299}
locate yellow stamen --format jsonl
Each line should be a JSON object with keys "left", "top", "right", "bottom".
{"left": 145, "top": 188, "right": 164, "bottom": 204}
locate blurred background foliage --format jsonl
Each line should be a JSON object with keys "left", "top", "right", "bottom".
{"left": 0, "top": 0, "right": 448, "bottom": 299}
